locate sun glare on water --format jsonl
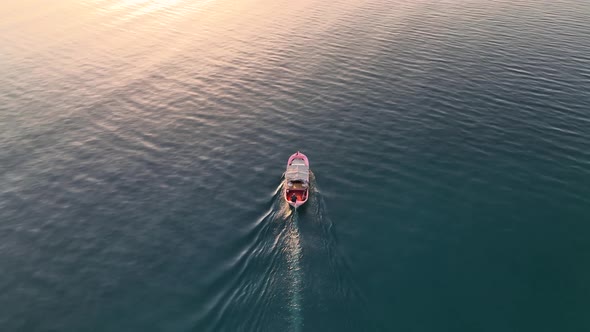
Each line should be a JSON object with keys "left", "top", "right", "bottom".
{"left": 107, "top": 0, "right": 182, "bottom": 12}
{"left": 88, "top": 0, "right": 221, "bottom": 20}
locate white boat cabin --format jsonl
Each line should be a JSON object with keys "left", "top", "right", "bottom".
{"left": 285, "top": 158, "right": 309, "bottom": 186}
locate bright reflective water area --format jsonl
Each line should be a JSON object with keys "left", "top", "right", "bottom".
{"left": 1, "top": 0, "right": 590, "bottom": 331}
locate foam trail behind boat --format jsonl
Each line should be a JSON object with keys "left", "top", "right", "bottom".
{"left": 285, "top": 208, "right": 303, "bottom": 332}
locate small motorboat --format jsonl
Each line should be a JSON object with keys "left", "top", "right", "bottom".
{"left": 284, "top": 151, "right": 310, "bottom": 208}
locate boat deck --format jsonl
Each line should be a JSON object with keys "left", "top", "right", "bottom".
{"left": 286, "top": 190, "right": 307, "bottom": 202}
{"left": 286, "top": 180, "right": 308, "bottom": 202}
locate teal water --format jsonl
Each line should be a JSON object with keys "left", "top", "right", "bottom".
{"left": 1, "top": 0, "right": 590, "bottom": 331}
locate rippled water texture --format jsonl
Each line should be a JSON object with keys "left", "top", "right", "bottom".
{"left": 1, "top": 0, "right": 590, "bottom": 331}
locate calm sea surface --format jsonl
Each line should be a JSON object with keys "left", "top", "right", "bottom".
{"left": 1, "top": 0, "right": 590, "bottom": 331}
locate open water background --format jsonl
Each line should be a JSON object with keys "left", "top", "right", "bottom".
{"left": 1, "top": 0, "right": 590, "bottom": 331}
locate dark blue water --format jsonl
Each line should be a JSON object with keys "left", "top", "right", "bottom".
{"left": 1, "top": 0, "right": 590, "bottom": 331}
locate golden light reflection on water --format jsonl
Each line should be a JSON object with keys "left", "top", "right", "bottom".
{"left": 1, "top": 0, "right": 374, "bottom": 62}
{"left": 1, "top": 0, "right": 374, "bottom": 95}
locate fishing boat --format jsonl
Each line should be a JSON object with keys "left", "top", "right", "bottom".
{"left": 284, "top": 151, "right": 310, "bottom": 208}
